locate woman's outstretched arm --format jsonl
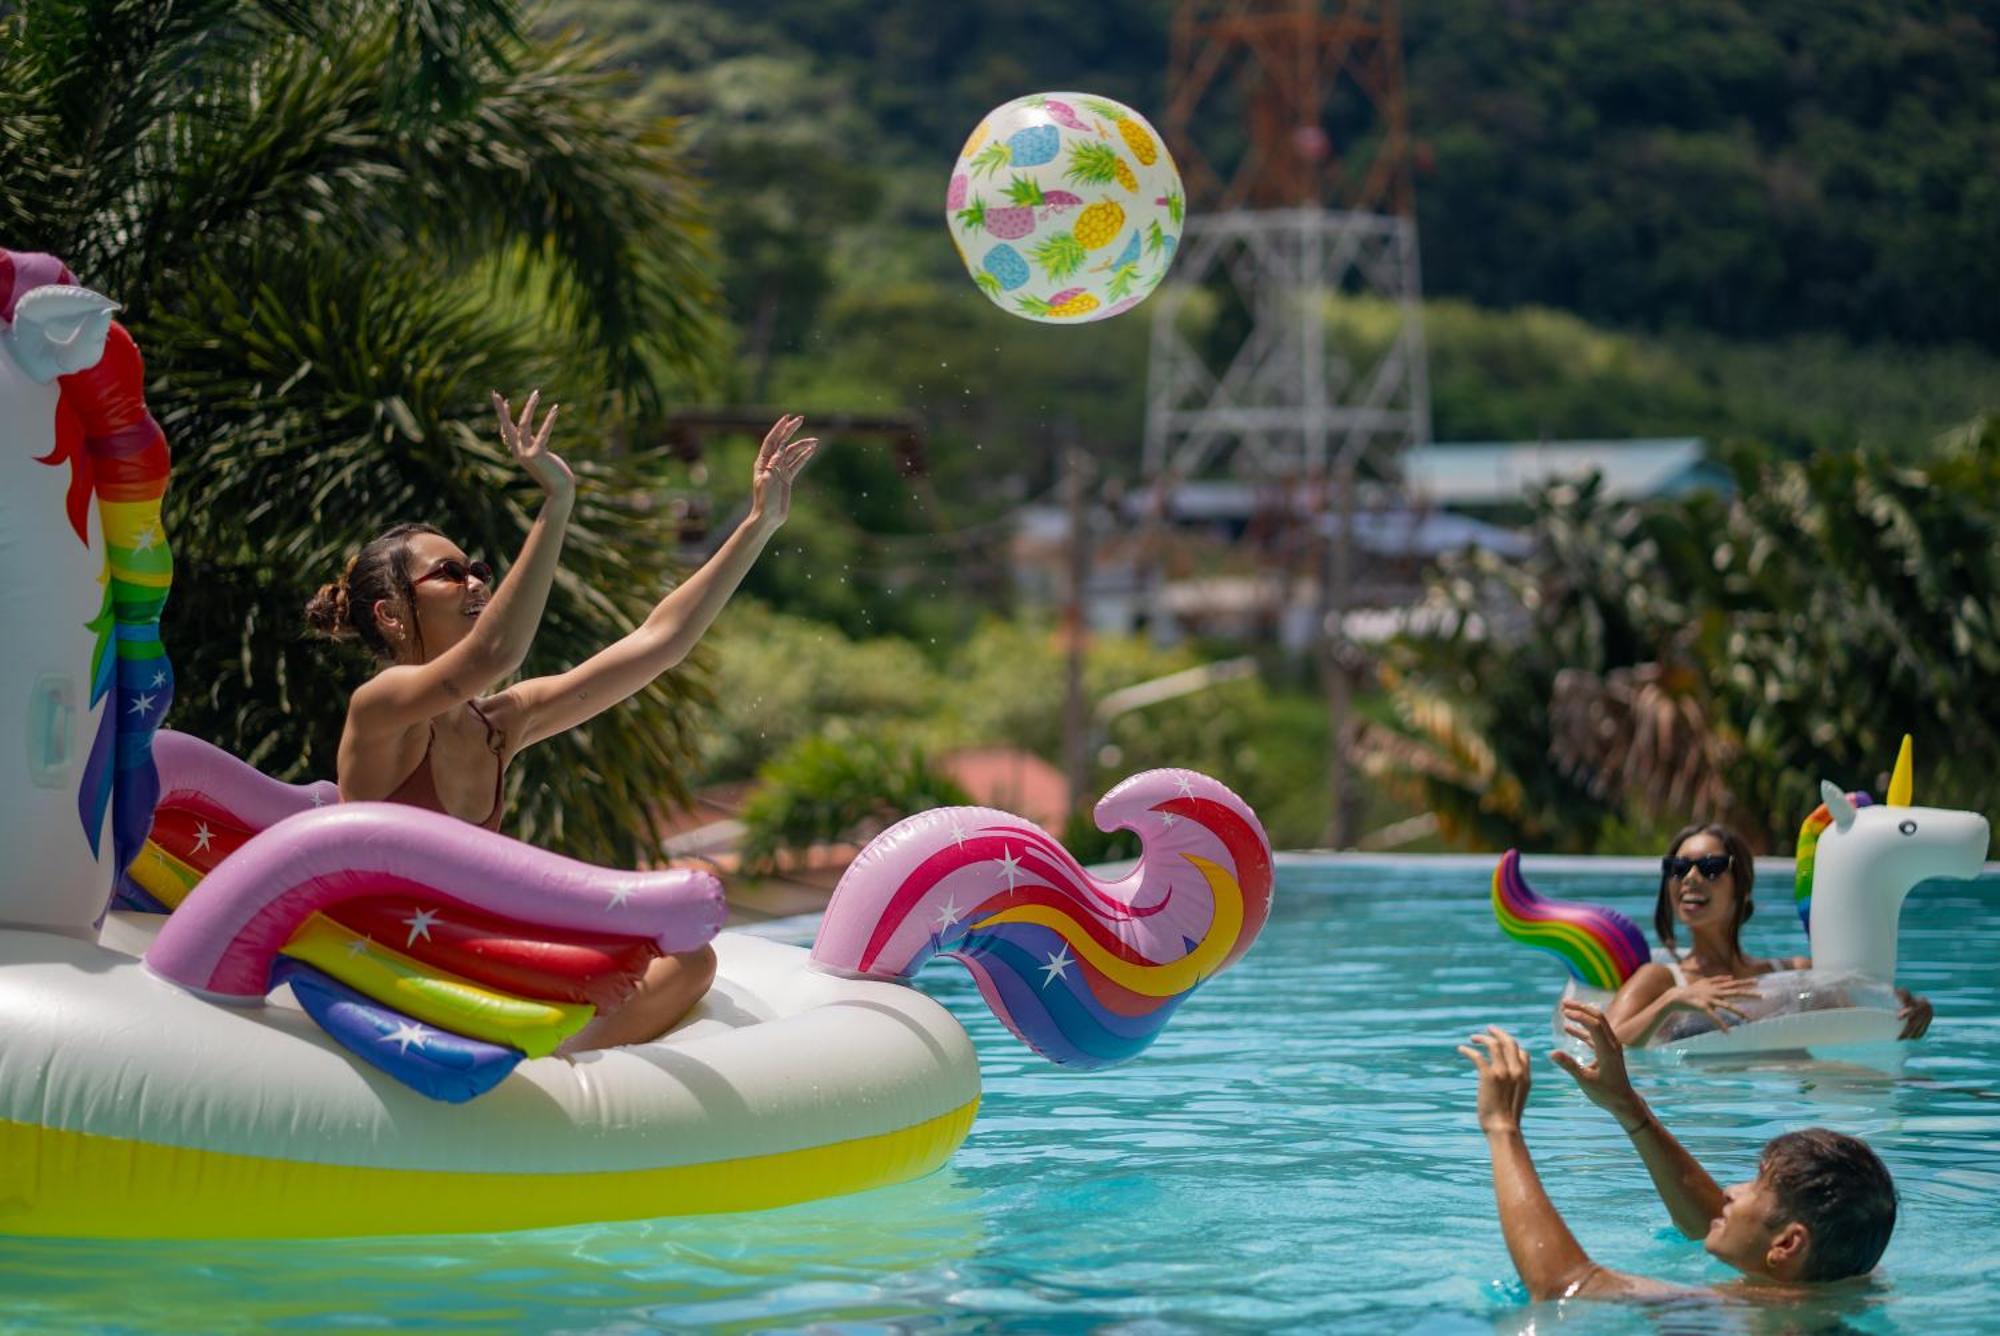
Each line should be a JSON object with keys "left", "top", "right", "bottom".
{"left": 500, "top": 414, "right": 819, "bottom": 750}
{"left": 1605, "top": 963, "right": 1757, "bottom": 1047}
{"left": 348, "top": 392, "right": 573, "bottom": 737}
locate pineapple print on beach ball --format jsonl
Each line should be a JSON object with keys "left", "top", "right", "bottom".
{"left": 947, "top": 93, "right": 1184, "bottom": 324}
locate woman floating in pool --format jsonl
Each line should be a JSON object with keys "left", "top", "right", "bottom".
{"left": 304, "top": 391, "right": 819, "bottom": 1051}
{"left": 1604, "top": 823, "right": 1933, "bottom": 1046}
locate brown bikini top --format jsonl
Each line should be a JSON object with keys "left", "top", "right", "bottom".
{"left": 383, "top": 700, "right": 507, "bottom": 832}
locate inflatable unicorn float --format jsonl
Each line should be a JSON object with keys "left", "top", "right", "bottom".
{"left": 1495, "top": 737, "right": 1990, "bottom": 1055}
{"left": 0, "top": 249, "right": 1274, "bottom": 1238}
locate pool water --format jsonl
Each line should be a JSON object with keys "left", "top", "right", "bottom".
{"left": 5, "top": 858, "right": 1998, "bottom": 1333}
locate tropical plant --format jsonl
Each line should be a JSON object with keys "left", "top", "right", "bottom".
{"left": 1, "top": 0, "right": 725, "bottom": 864}
{"left": 737, "top": 730, "right": 970, "bottom": 870}
{"left": 693, "top": 599, "right": 943, "bottom": 782}
{"left": 1353, "top": 434, "right": 2000, "bottom": 853}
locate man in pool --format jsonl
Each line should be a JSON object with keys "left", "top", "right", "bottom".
{"left": 1460, "top": 1000, "right": 1898, "bottom": 1301}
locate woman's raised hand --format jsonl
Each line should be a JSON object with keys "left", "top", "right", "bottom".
{"left": 748, "top": 414, "right": 820, "bottom": 530}
{"left": 492, "top": 390, "right": 573, "bottom": 500}
{"left": 1667, "top": 974, "right": 1757, "bottom": 1030}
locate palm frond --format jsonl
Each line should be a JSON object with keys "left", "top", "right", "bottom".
{"left": 144, "top": 204, "right": 712, "bottom": 864}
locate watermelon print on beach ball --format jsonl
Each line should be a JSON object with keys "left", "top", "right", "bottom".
{"left": 947, "top": 93, "right": 1184, "bottom": 324}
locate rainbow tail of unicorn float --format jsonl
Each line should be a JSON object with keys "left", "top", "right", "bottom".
{"left": 809, "top": 769, "right": 1274, "bottom": 1069}
{"left": 136, "top": 731, "right": 725, "bottom": 1102}
{"left": 1492, "top": 849, "right": 1650, "bottom": 991}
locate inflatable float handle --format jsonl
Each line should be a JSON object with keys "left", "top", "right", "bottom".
{"left": 146, "top": 802, "right": 725, "bottom": 1000}
{"left": 28, "top": 674, "right": 77, "bottom": 788}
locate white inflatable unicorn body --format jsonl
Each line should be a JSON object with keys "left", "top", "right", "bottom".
{"left": 0, "top": 249, "right": 977, "bottom": 1237}
{"left": 0, "top": 248, "right": 1273, "bottom": 1238}
{"left": 0, "top": 269, "right": 122, "bottom": 938}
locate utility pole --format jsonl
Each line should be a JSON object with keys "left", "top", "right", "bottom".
{"left": 1321, "top": 457, "right": 1361, "bottom": 845}
{"left": 1061, "top": 442, "right": 1096, "bottom": 822}
{"left": 1149, "top": 0, "right": 1430, "bottom": 850}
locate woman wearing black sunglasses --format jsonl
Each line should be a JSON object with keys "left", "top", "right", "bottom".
{"left": 305, "top": 390, "right": 819, "bottom": 1051}
{"left": 1603, "top": 823, "right": 1932, "bottom": 1045}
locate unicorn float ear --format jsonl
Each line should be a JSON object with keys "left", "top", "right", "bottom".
{"left": 2, "top": 284, "right": 121, "bottom": 383}
{"left": 1886, "top": 734, "right": 1913, "bottom": 807}
{"left": 1821, "top": 781, "right": 1858, "bottom": 830}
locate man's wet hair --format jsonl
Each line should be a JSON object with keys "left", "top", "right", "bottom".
{"left": 1760, "top": 1129, "right": 1897, "bottom": 1281}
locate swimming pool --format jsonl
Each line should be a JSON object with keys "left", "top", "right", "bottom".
{"left": 5, "top": 856, "right": 1996, "bottom": 1332}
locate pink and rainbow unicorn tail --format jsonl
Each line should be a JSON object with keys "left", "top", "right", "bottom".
{"left": 810, "top": 768, "right": 1274, "bottom": 1070}
{"left": 1491, "top": 849, "right": 1649, "bottom": 991}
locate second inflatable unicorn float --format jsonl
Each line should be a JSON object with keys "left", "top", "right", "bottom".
{"left": 0, "top": 248, "right": 1274, "bottom": 1239}
{"left": 1495, "top": 737, "right": 1989, "bottom": 1056}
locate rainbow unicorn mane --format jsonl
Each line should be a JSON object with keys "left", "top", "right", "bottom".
{"left": 3, "top": 251, "right": 176, "bottom": 899}
{"left": 1492, "top": 849, "right": 1649, "bottom": 990}
{"left": 1796, "top": 790, "right": 1873, "bottom": 934}
{"left": 810, "top": 769, "right": 1274, "bottom": 1069}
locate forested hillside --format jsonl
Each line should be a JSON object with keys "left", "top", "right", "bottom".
{"left": 587, "top": 1, "right": 2000, "bottom": 351}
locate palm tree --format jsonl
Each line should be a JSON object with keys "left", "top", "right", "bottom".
{"left": 1547, "top": 660, "right": 1737, "bottom": 824}
{"left": 2, "top": 0, "right": 726, "bottom": 864}
{"left": 1355, "top": 440, "right": 2000, "bottom": 854}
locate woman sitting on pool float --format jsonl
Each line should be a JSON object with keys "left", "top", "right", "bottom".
{"left": 1604, "top": 823, "right": 1933, "bottom": 1046}
{"left": 304, "top": 390, "right": 818, "bottom": 1052}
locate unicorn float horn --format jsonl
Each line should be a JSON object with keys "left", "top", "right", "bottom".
{"left": 810, "top": 769, "right": 1274, "bottom": 1069}
{"left": 1800, "top": 737, "right": 1989, "bottom": 981}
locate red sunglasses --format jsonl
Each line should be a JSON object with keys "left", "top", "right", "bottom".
{"left": 411, "top": 557, "right": 493, "bottom": 590}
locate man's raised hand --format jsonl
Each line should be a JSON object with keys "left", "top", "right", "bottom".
{"left": 1460, "top": 1025, "right": 1532, "bottom": 1135}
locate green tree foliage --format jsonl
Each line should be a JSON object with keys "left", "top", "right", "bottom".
{"left": 1410, "top": 1, "right": 2000, "bottom": 347}
{"left": 770, "top": 281, "right": 1150, "bottom": 498}
{"left": 586, "top": 4, "right": 881, "bottom": 398}
{"left": 1, "top": 0, "right": 725, "bottom": 864}
{"left": 559, "top": 0, "right": 1160, "bottom": 503}
{"left": 701, "top": 606, "right": 1361, "bottom": 852}
{"left": 583, "top": 0, "right": 2000, "bottom": 351}
{"left": 738, "top": 732, "right": 970, "bottom": 870}
{"left": 1353, "top": 429, "right": 2000, "bottom": 852}
{"left": 694, "top": 600, "right": 944, "bottom": 781}
{"left": 1313, "top": 295, "right": 2000, "bottom": 456}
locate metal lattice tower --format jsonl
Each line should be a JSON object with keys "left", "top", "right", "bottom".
{"left": 1146, "top": 0, "right": 1430, "bottom": 485}
{"left": 1144, "top": 0, "right": 1431, "bottom": 845}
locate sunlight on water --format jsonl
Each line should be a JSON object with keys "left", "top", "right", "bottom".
{"left": 4, "top": 862, "right": 1997, "bottom": 1332}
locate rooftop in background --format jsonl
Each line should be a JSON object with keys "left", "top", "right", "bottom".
{"left": 1402, "top": 439, "right": 1724, "bottom": 506}
{"left": 1026, "top": 495, "right": 1528, "bottom": 561}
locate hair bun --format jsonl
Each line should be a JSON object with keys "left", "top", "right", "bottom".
{"left": 304, "top": 579, "right": 354, "bottom": 641}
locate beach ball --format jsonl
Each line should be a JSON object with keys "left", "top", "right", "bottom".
{"left": 946, "top": 93, "right": 1184, "bottom": 324}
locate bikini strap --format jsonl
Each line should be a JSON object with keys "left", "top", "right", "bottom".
{"left": 464, "top": 698, "right": 503, "bottom": 755}
{"left": 464, "top": 699, "right": 506, "bottom": 815}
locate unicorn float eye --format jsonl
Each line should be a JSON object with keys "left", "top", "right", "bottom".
{"left": 1899, "top": 819, "right": 1918, "bottom": 836}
